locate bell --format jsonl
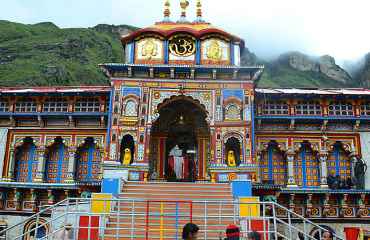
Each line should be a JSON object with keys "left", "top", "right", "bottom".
{"left": 177, "top": 114, "right": 187, "bottom": 125}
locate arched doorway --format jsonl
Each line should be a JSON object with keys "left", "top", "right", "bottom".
{"left": 23, "top": 218, "right": 49, "bottom": 240}
{"left": 150, "top": 98, "right": 210, "bottom": 182}
{"left": 224, "top": 137, "right": 241, "bottom": 166}
{"left": 120, "top": 134, "right": 135, "bottom": 164}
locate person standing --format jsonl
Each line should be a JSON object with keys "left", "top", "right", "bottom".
{"left": 52, "top": 222, "right": 72, "bottom": 240}
{"left": 224, "top": 224, "right": 240, "bottom": 240}
{"left": 296, "top": 232, "right": 304, "bottom": 240}
{"left": 248, "top": 231, "right": 261, "bottom": 240}
{"left": 182, "top": 223, "right": 199, "bottom": 240}
{"left": 353, "top": 156, "right": 367, "bottom": 189}
{"left": 321, "top": 231, "right": 334, "bottom": 240}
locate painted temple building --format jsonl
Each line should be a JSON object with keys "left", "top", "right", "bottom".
{"left": 0, "top": 0, "right": 369, "bottom": 238}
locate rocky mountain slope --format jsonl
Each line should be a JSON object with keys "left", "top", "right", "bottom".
{"left": 0, "top": 20, "right": 368, "bottom": 88}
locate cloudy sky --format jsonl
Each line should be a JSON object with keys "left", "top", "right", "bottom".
{"left": 1, "top": 0, "right": 370, "bottom": 67}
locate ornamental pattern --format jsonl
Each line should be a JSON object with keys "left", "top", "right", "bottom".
{"left": 327, "top": 124, "right": 352, "bottom": 131}
{"left": 137, "top": 144, "right": 145, "bottom": 161}
{"left": 260, "top": 124, "right": 289, "bottom": 130}
{"left": 295, "top": 125, "right": 321, "bottom": 131}
{"left": 150, "top": 90, "right": 213, "bottom": 124}
{"left": 129, "top": 172, "right": 140, "bottom": 181}
{"left": 109, "top": 143, "right": 116, "bottom": 160}
{"left": 216, "top": 107, "right": 222, "bottom": 121}
{"left": 244, "top": 106, "right": 251, "bottom": 121}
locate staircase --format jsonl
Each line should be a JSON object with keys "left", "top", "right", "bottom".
{"left": 101, "top": 182, "right": 238, "bottom": 240}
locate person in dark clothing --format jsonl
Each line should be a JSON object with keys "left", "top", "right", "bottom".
{"left": 353, "top": 156, "right": 367, "bottom": 189}
{"left": 187, "top": 157, "right": 195, "bottom": 182}
{"left": 327, "top": 171, "right": 339, "bottom": 189}
{"left": 182, "top": 223, "right": 199, "bottom": 240}
{"left": 249, "top": 231, "right": 261, "bottom": 240}
{"left": 224, "top": 224, "right": 240, "bottom": 240}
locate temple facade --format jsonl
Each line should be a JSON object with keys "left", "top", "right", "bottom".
{"left": 0, "top": 0, "right": 369, "bottom": 239}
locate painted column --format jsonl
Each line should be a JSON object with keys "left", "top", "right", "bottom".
{"left": 64, "top": 147, "right": 79, "bottom": 183}
{"left": 197, "top": 137, "right": 207, "bottom": 180}
{"left": 33, "top": 147, "right": 49, "bottom": 183}
{"left": 317, "top": 150, "right": 329, "bottom": 189}
{"left": 157, "top": 137, "right": 166, "bottom": 180}
{"left": 285, "top": 150, "right": 298, "bottom": 188}
{"left": 256, "top": 154, "right": 262, "bottom": 183}
{"left": 5, "top": 148, "right": 18, "bottom": 182}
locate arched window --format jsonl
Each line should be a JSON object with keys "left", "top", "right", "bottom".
{"left": 262, "top": 99, "right": 289, "bottom": 115}
{"left": 114, "top": 104, "right": 119, "bottom": 114}
{"left": 74, "top": 97, "right": 101, "bottom": 113}
{"left": 113, "top": 116, "right": 118, "bottom": 125}
{"left": 328, "top": 100, "right": 354, "bottom": 116}
{"left": 140, "top": 118, "right": 145, "bottom": 126}
{"left": 140, "top": 135, "right": 144, "bottom": 143}
{"left": 114, "top": 92, "right": 119, "bottom": 101}
{"left": 143, "top": 94, "right": 147, "bottom": 103}
{"left": 43, "top": 97, "right": 68, "bottom": 113}
{"left": 141, "top": 106, "right": 146, "bottom": 115}
{"left": 125, "top": 100, "right": 137, "bottom": 117}
{"left": 14, "top": 97, "right": 38, "bottom": 113}
{"left": 0, "top": 98, "right": 10, "bottom": 112}
{"left": 227, "top": 105, "right": 238, "bottom": 120}
{"left": 295, "top": 99, "right": 322, "bottom": 116}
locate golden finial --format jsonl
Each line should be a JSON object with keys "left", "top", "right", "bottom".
{"left": 196, "top": 0, "right": 202, "bottom": 16}
{"left": 180, "top": 0, "right": 189, "bottom": 17}
{"left": 177, "top": 0, "right": 189, "bottom": 23}
{"left": 194, "top": 0, "right": 205, "bottom": 23}
{"left": 163, "top": 0, "right": 172, "bottom": 22}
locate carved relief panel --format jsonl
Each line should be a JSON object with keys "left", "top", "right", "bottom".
{"left": 168, "top": 34, "right": 196, "bottom": 65}
{"left": 135, "top": 36, "right": 164, "bottom": 64}
{"left": 201, "top": 36, "right": 230, "bottom": 65}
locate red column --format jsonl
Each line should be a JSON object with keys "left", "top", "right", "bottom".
{"left": 157, "top": 138, "right": 166, "bottom": 179}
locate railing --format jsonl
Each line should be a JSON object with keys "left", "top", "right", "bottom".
{"left": 0, "top": 198, "right": 344, "bottom": 240}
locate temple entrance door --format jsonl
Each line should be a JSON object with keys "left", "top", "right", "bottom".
{"left": 150, "top": 98, "right": 209, "bottom": 182}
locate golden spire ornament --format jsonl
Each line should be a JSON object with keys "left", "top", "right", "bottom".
{"left": 194, "top": 0, "right": 205, "bottom": 23}
{"left": 177, "top": 0, "right": 189, "bottom": 23}
{"left": 162, "top": 0, "right": 172, "bottom": 22}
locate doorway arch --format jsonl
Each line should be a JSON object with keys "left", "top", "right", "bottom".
{"left": 150, "top": 98, "right": 210, "bottom": 181}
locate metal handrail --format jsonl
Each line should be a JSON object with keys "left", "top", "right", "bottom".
{"left": 0, "top": 198, "right": 345, "bottom": 240}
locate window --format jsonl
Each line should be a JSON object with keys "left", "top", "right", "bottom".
{"left": 227, "top": 105, "right": 238, "bottom": 120}
{"left": 0, "top": 98, "right": 10, "bottom": 112}
{"left": 262, "top": 100, "right": 289, "bottom": 115}
{"left": 105, "top": 100, "right": 110, "bottom": 113}
{"left": 141, "top": 106, "right": 146, "bottom": 115}
{"left": 295, "top": 100, "right": 322, "bottom": 116}
{"left": 360, "top": 101, "right": 370, "bottom": 116}
{"left": 43, "top": 97, "right": 68, "bottom": 113}
{"left": 143, "top": 94, "right": 147, "bottom": 103}
{"left": 74, "top": 97, "right": 101, "bottom": 113}
{"left": 328, "top": 101, "right": 354, "bottom": 116}
{"left": 125, "top": 100, "right": 137, "bottom": 117}
{"left": 14, "top": 97, "right": 38, "bottom": 112}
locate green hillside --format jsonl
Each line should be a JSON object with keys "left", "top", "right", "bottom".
{"left": 0, "top": 20, "right": 126, "bottom": 87}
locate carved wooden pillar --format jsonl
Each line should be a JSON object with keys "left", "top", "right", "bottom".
{"left": 5, "top": 148, "right": 18, "bottom": 182}
{"left": 64, "top": 147, "right": 79, "bottom": 183}
{"left": 317, "top": 150, "right": 329, "bottom": 189}
{"left": 33, "top": 147, "right": 49, "bottom": 183}
{"left": 285, "top": 150, "right": 297, "bottom": 188}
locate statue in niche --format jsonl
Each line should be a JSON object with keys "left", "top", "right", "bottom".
{"left": 123, "top": 148, "right": 132, "bottom": 165}
{"left": 227, "top": 150, "right": 236, "bottom": 166}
